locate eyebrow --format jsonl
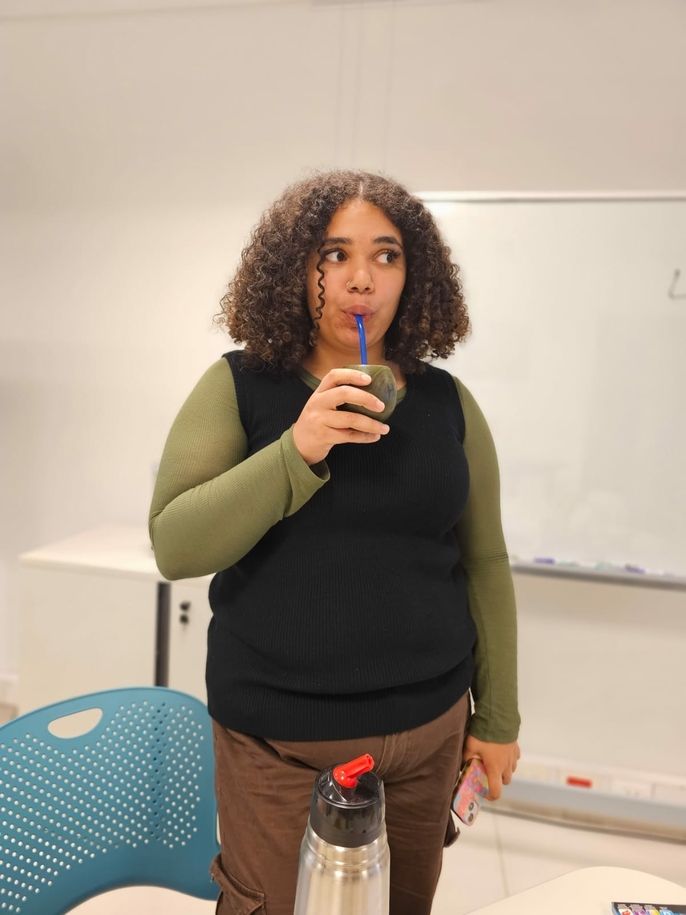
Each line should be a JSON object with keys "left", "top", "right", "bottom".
{"left": 322, "top": 235, "right": 404, "bottom": 249}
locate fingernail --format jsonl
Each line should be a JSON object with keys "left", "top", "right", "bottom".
{"left": 375, "top": 399, "right": 385, "bottom": 410}
{"left": 358, "top": 372, "right": 371, "bottom": 381}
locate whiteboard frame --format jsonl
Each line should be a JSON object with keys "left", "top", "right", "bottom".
{"left": 419, "top": 190, "right": 686, "bottom": 586}
{"left": 512, "top": 561, "right": 686, "bottom": 592}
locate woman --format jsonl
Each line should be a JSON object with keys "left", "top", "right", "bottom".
{"left": 149, "top": 169, "right": 520, "bottom": 915}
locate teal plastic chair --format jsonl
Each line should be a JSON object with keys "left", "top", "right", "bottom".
{"left": 0, "top": 687, "right": 220, "bottom": 913}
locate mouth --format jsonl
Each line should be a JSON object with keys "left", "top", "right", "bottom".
{"left": 342, "top": 306, "right": 374, "bottom": 319}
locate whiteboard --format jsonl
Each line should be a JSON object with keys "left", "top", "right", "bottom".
{"left": 423, "top": 196, "right": 686, "bottom": 577}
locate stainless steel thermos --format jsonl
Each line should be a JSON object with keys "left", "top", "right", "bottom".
{"left": 293, "top": 753, "right": 390, "bottom": 915}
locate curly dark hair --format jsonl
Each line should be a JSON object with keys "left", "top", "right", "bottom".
{"left": 215, "top": 169, "right": 470, "bottom": 375}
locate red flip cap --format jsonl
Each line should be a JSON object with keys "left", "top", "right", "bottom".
{"left": 333, "top": 754, "right": 375, "bottom": 789}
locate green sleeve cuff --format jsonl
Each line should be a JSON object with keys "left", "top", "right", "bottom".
{"left": 281, "top": 426, "right": 330, "bottom": 516}
{"left": 468, "top": 716, "right": 521, "bottom": 745}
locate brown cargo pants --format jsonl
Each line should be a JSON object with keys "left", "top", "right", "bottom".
{"left": 210, "top": 690, "right": 470, "bottom": 915}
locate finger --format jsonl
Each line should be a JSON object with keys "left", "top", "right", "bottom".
{"left": 486, "top": 770, "right": 503, "bottom": 801}
{"left": 488, "top": 785, "right": 502, "bottom": 801}
{"left": 335, "top": 430, "right": 382, "bottom": 445}
{"left": 316, "top": 369, "right": 373, "bottom": 393}
{"left": 319, "top": 384, "right": 387, "bottom": 413}
{"left": 321, "top": 429, "right": 382, "bottom": 448}
{"left": 327, "top": 411, "right": 390, "bottom": 436}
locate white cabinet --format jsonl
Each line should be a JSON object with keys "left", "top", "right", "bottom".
{"left": 19, "top": 566, "right": 157, "bottom": 714}
{"left": 18, "top": 525, "right": 212, "bottom": 714}
{"left": 167, "top": 578, "right": 212, "bottom": 700}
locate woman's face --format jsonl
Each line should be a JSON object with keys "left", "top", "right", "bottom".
{"left": 305, "top": 199, "right": 406, "bottom": 360}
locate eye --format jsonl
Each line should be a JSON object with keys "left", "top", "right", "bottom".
{"left": 323, "top": 248, "right": 346, "bottom": 263}
{"left": 378, "top": 249, "right": 401, "bottom": 264}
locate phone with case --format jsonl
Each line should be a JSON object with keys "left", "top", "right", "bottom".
{"left": 451, "top": 757, "right": 489, "bottom": 825}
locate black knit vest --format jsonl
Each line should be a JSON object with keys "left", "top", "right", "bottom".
{"left": 206, "top": 350, "right": 476, "bottom": 740}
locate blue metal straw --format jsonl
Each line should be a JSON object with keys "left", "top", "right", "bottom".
{"left": 355, "top": 315, "right": 368, "bottom": 365}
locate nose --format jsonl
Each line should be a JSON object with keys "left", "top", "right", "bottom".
{"left": 347, "top": 267, "right": 374, "bottom": 294}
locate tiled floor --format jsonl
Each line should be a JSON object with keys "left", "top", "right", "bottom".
{"left": 434, "top": 811, "right": 686, "bottom": 914}
{"left": 69, "top": 811, "right": 685, "bottom": 913}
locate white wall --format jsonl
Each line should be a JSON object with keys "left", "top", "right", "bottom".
{"left": 2, "top": 0, "right": 685, "bottom": 678}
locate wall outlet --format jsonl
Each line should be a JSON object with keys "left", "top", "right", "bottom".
{"left": 612, "top": 778, "right": 653, "bottom": 800}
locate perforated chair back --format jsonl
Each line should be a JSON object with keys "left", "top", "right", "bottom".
{"left": 0, "top": 687, "right": 220, "bottom": 914}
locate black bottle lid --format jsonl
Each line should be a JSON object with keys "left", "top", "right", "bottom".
{"left": 308, "top": 754, "right": 385, "bottom": 848}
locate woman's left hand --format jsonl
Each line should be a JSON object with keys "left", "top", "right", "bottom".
{"left": 462, "top": 735, "right": 521, "bottom": 801}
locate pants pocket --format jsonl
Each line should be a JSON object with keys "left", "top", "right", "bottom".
{"left": 210, "top": 853, "right": 266, "bottom": 915}
{"left": 444, "top": 811, "right": 461, "bottom": 848}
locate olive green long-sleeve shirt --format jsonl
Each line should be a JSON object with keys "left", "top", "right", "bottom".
{"left": 149, "top": 359, "right": 520, "bottom": 743}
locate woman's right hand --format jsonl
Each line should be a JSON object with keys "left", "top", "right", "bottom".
{"left": 292, "top": 368, "right": 391, "bottom": 465}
